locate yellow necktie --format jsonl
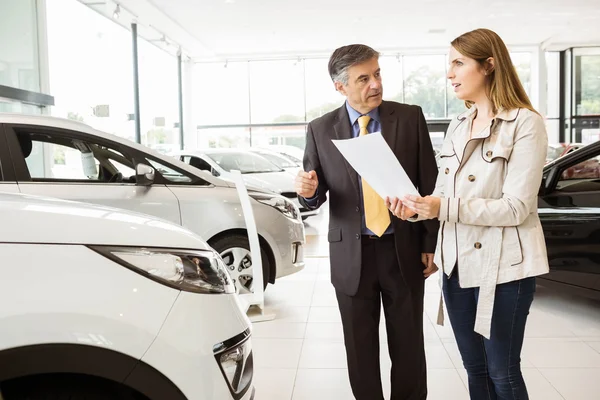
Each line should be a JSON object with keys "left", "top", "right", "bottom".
{"left": 358, "top": 115, "right": 390, "bottom": 237}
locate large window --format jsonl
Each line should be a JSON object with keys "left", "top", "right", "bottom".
{"left": 192, "top": 50, "right": 536, "bottom": 150}
{"left": 138, "top": 38, "right": 179, "bottom": 152}
{"left": 46, "top": 0, "right": 135, "bottom": 141}
{"left": 403, "top": 55, "right": 446, "bottom": 119}
{"left": 0, "top": 0, "right": 40, "bottom": 92}
{"left": 380, "top": 56, "right": 404, "bottom": 104}
{"left": 304, "top": 58, "right": 343, "bottom": 121}
{"left": 574, "top": 49, "right": 600, "bottom": 116}
{"left": 193, "top": 61, "right": 250, "bottom": 126}
{"left": 511, "top": 52, "right": 532, "bottom": 96}
{"left": 249, "top": 60, "right": 305, "bottom": 123}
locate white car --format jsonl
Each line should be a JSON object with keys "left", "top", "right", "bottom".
{"left": 0, "top": 192, "right": 254, "bottom": 400}
{"left": 257, "top": 145, "right": 305, "bottom": 166}
{"left": 176, "top": 149, "right": 319, "bottom": 220}
{"left": 0, "top": 113, "right": 305, "bottom": 295}
{"left": 249, "top": 148, "right": 302, "bottom": 176}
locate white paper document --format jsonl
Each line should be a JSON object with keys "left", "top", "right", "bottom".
{"left": 332, "top": 132, "right": 419, "bottom": 200}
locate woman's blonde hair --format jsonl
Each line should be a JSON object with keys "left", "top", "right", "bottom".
{"left": 451, "top": 28, "right": 538, "bottom": 115}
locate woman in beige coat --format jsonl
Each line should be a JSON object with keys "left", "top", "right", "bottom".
{"left": 388, "top": 28, "right": 549, "bottom": 399}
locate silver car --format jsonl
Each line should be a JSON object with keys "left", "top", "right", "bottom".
{"left": 0, "top": 113, "right": 305, "bottom": 294}
{"left": 176, "top": 149, "right": 319, "bottom": 220}
{"left": 249, "top": 148, "right": 302, "bottom": 176}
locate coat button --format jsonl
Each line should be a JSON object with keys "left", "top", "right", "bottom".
{"left": 474, "top": 242, "right": 482, "bottom": 249}
{"left": 356, "top": 234, "right": 361, "bottom": 240}
{"left": 356, "top": 206, "right": 360, "bottom": 212}
{"left": 486, "top": 150, "right": 493, "bottom": 157}
{"left": 468, "top": 175, "right": 476, "bottom": 182}
{"left": 444, "top": 168, "right": 449, "bottom": 175}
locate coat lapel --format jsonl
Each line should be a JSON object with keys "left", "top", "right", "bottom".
{"left": 379, "top": 101, "right": 398, "bottom": 155}
{"left": 333, "top": 105, "right": 360, "bottom": 196}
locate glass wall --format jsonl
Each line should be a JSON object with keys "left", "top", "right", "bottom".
{"left": 574, "top": 49, "right": 600, "bottom": 116}
{"left": 138, "top": 38, "right": 179, "bottom": 152}
{"left": 46, "top": 0, "right": 136, "bottom": 140}
{"left": 193, "top": 51, "right": 535, "bottom": 150}
{"left": 0, "top": 0, "right": 40, "bottom": 92}
{"left": 573, "top": 48, "right": 600, "bottom": 144}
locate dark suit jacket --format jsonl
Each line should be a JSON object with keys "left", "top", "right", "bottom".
{"left": 299, "top": 101, "right": 440, "bottom": 296}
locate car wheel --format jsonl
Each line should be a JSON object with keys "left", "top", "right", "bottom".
{"left": 2, "top": 375, "right": 143, "bottom": 399}
{"left": 210, "top": 234, "right": 270, "bottom": 294}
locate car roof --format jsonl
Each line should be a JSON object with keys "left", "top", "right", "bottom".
{"left": 0, "top": 113, "right": 212, "bottom": 181}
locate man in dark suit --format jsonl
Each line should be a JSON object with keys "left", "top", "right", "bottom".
{"left": 295, "top": 44, "right": 439, "bottom": 400}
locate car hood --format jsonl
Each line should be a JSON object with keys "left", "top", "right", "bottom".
{"left": 0, "top": 192, "right": 211, "bottom": 250}
{"left": 239, "top": 171, "right": 296, "bottom": 194}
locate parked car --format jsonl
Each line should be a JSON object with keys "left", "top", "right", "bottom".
{"left": 0, "top": 113, "right": 305, "bottom": 295}
{"left": 538, "top": 140, "right": 600, "bottom": 297}
{"left": 256, "top": 145, "right": 305, "bottom": 165}
{"left": 249, "top": 148, "right": 302, "bottom": 175}
{"left": 546, "top": 143, "right": 585, "bottom": 164}
{"left": 176, "top": 149, "right": 319, "bottom": 220}
{"left": 0, "top": 192, "right": 254, "bottom": 400}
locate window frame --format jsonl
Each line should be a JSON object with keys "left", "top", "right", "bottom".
{"left": 4, "top": 124, "right": 204, "bottom": 186}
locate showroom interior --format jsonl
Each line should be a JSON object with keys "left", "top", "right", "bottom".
{"left": 1, "top": 0, "right": 599, "bottom": 399}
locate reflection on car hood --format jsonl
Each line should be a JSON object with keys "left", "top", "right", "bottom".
{"left": 0, "top": 192, "right": 210, "bottom": 250}
{"left": 239, "top": 171, "right": 297, "bottom": 194}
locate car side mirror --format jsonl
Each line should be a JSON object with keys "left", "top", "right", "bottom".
{"left": 211, "top": 168, "right": 220, "bottom": 177}
{"left": 136, "top": 163, "right": 155, "bottom": 186}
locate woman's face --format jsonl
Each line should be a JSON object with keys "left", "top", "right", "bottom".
{"left": 447, "top": 46, "right": 489, "bottom": 102}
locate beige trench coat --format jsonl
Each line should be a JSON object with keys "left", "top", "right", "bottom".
{"left": 420, "top": 106, "right": 550, "bottom": 339}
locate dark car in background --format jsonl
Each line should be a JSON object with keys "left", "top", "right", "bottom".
{"left": 538, "top": 141, "right": 600, "bottom": 298}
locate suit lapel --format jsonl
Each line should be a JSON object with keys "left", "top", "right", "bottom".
{"left": 379, "top": 101, "right": 398, "bottom": 153}
{"left": 333, "top": 105, "right": 360, "bottom": 196}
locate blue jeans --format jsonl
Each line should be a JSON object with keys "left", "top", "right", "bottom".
{"left": 443, "top": 272, "right": 535, "bottom": 400}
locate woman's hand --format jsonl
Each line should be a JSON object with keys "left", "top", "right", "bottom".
{"left": 401, "top": 195, "right": 441, "bottom": 220}
{"left": 385, "top": 197, "right": 417, "bottom": 220}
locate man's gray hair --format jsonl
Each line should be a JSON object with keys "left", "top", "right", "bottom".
{"left": 328, "top": 44, "right": 380, "bottom": 85}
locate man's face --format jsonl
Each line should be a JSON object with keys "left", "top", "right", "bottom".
{"left": 336, "top": 57, "right": 383, "bottom": 114}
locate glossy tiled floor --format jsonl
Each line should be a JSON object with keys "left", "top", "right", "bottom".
{"left": 251, "top": 208, "right": 600, "bottom": 399}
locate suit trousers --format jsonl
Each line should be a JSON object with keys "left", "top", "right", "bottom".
{"left": 336, "top": 235, "right": 427, "bottom": 400}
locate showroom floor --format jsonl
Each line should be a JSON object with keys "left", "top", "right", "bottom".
{"left": 251, "top": 207, "right": 600, "bottom": 400}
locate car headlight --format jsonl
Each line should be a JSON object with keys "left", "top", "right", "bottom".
{"left": 250, "top": 192, "right": 300, "bottom": 220}
{"left": 89, "top": 246, "right": 235, "bottom": 294}
{"left": 214, "top": 329, "right": 253, "bottom": 400}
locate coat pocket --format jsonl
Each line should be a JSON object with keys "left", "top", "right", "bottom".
{"left": 502, "top": 226, "right": 524, "bottom": 265}
{"left": 328, "top": 228, "right": 342, "bottom": 243}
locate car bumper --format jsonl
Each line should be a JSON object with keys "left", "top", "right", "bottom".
{"left": 267, "top": 213, "right": 305, "bottom": 280}
{"left": 141, "top": 293, "right": 254, "bottom": 400}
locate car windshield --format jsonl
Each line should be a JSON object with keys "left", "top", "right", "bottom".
{"left": 207, "top": 152, "right": 283, "bottom": 174}
{"left": 257, "top": 152, "right": 298, "bottom": 168}
{"left": 547, "top": 146, "right": 565, "bottom": 162}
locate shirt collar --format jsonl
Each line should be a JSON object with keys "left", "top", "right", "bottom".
{"left": 346, "top": 101, "right": 380, "bottom": 126}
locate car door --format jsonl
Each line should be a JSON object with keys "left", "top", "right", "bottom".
{"left": 0, "top": 125, "right": 20, "bottom": 193}
{"left": 5, "top": 123, "right": 181, "bottom": 225}
{"left": 538, "top": 142, "right": 600, "bottom": 293}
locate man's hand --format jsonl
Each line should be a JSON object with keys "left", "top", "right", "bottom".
{"left": 385, "top": 197, "right": 417, "bottom": 220}
{"left": 295, "top": 170, "right": 319, "bottom": 198}
{"left": 421, "top": 253, "right": 438, "bottom": 279}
